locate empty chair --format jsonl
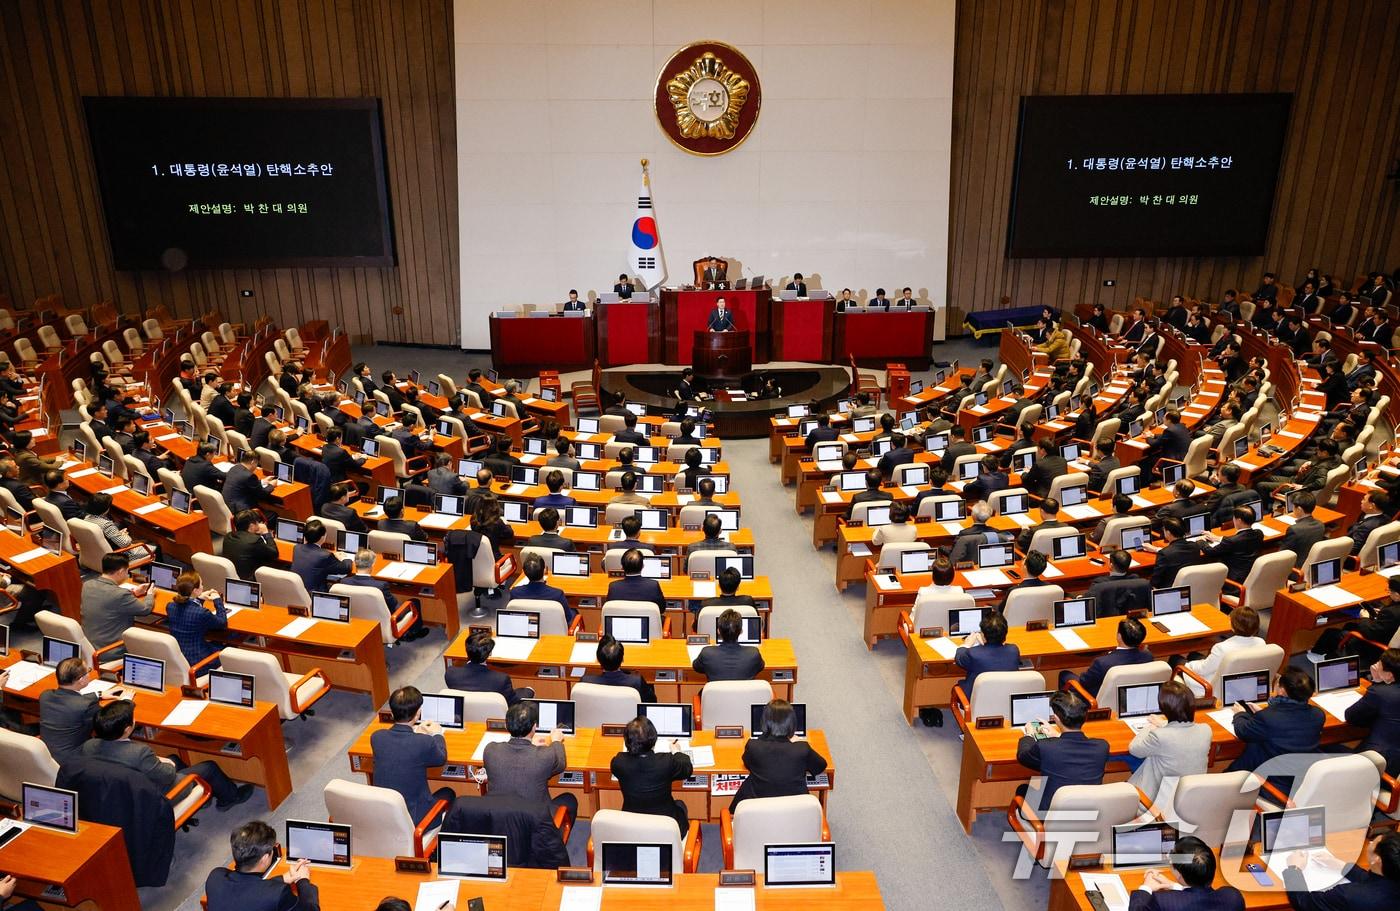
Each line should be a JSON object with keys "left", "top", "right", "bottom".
{"left": 875, "top": 541, "right": 930, "bottom": 572}
{"left": 331, "top": 582, "right": 420, "bottom": 645}
{"left": 192, "top": 485, "right": 233, "bottom": 538}
{"left": 368, "top": 529, "right": 410, "bottom": 559}
{"left": 375, "top": 435, "right": 430, "bottom": 482}
{"left": 0, "top": 729, "right": 60, "bottom": 800}
{"left": 192, "top": 553, "right": 240, "bottom": 594}
{"left": 587, "top": 809, "right": 699, "bottom": 875}
{"left": 440, "top": 689, "right": 508, "bottom": 723}
{"left": 1025, "top": 526, "right": 1081, "bottom": 559}
{"left": 952, "top": 669, "right": 1046, "bottom": 729}
{"left": 1009, "top": 781, "right": 1142, "bottom": 868}
{"left": 32, "top": 498, "right": 74, "bottom": 553}
{"left": 1172, "top": 562, "right": 1229, "bottom": 610}
{"left": 217, "top": 648, "right": 329, "bottom": 720}
{"left": 572, "top": 682, "right": 640, "bottom": 729}
{"left": 988, "top": 487, "right": 1030, "bottom": 517}
{"left": 254, "top": 566, "right": 311, "bottom": 609}
{"left": 697, "top": 680, "right": 773, "bottom": 730}
{"left": 677, "top": 503, "right": 723, "bottom": 527}
{"left": 1165, "top": 771, "right": 1262, "bottom": 849}
{"left": 723, "top": 794, "right": 827, "bottom": 871}
{"left": 158, "top": 466, "right": 187, "bottom": 494}
{"left": 35, "top": 610, "right": 123, "bottom": 671}
{"left": 905, "top": 587, "right": 976, "bottom": 634}
{"left": 323, "top": 779, "right": 443, "bottom": 859}
{"left": 1255, "top": 753, "right": 1380, "bottom": 834}
{"left": 1298, "top": 536, "right": 1353, "bottom": 584}
{"left": 1220, "top": 551, "right": 1294, "bottom": 613}
{"left": 122, "top": 627, "right": 218, "bottom": 689}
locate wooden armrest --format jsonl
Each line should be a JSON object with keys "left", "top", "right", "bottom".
{"left": 1173, "top": 664, "right": 1212, "bottom": 699}
{"left": 662, "top": 615, "right": 672, "bottom": 638}
{"left": 1379, "top": 772, "right": 1400, "bottom": 815}
{"left": 1007, "top": 795, "right": 1044, "bottom": 858}
{"left": 186, "top": 650, "right": 223, "bottom": 687}
{"left": 692, "top": 693, "right": 702, "bottom": 730}
{"left": 567, "top": 614, "right": 584, "bottom": 635}
{"left": 721, "top": 809, "right": 735, "bottom": 869}
{"left": 166, "top": 773, "right": 211, "bottom": 829}
{"left": 1258, "top": 779, "right": 1293, "bottom": 809}
{"left": 551, "top": 803, "right": 573, "bottom": 844}
{"left": 390, "top": 599, "right": 421, "bottom": 638}
{"left": 413, "top": 798, "right": 451, "bottom": 857}
{"left": 1066, "top": 678, "right": 1096, "bottom": 707}
{"left": 950, "top": 684, "right": 970, "bottom": 726}
{"left": 683, "top": 820, "right": 702, "bottom": 874}
{"left": 288, "top": 668, "right": 330, "bottom": 714}
{"left": 1221, "top": 578, "right": 1245, "bottom": 597}
{"left": 92, "top": 639, "right": 125, "bottom": 669}
{"left": 897, "top": 610, "right": 913, "bottom": 636}
{"left": 1339, "top": 630, "right": 1388, "bottom": 656}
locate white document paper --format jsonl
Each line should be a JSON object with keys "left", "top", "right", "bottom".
{"left": 923, "top": 637, "right": 958, "bottom": 659}
{"left": 941, "top": 521, "right": 965, "bottom": 536}
{"left": 1041, "top": 563, "right": 1065, "bottom": 578}
{"left": 1156, "top": 613, "right": 1210, "bottom": 636}
{"left": 161, "top": 700, "right": 209, "bottom": 728}
{"left": 1049, "top": 628, "right": 1089, "bottom": 651}
{"left": 69, "top": 467, "right": 99, "bottom": 478}
{"left": 3, "top": 662, "right": 55, "bottom": 691}
{"left": 691, "top": 581, "right": 717, "bottom": 599}
{"left": 714, "top": 887, "right": 756, "bottom": 911}
{"left": 102, "top": 485, "right": 129, "bottom": 495}
{"left": 1131, "top": 495, "right": 1155, "bottom": 509}
{"left": 1007, "top": 513, "right": 1035, "bottom": 527}
{"left": 1122, "top": 716, "right": 1155, "bottom": 735}
{"left": 558, "top": 887, "right": 603, "bottom": 911}
{"left": 10, "top": 547, "right": 52, "bottom": 563}
{"left": 506, "top": 483, "right": 529, "bottom": 495}
{"left": 413, "top": 881, "right": 459, "bottom": 911}
{"left": 1063, "top": 504, "right": 1102, "bottom": 520}
{"left": 684, "top": 745, "right": 716, "bottom": 769}
{"left": 133, "top": 502, "right": 166, "bottom": 515}
{"left": 276, "top": 617, "right": 318, "bottom": 639}
{"left": 847, "top": 542, "right": 872, "bottom": 558}
{"left": 1265, "top": 852, "right": 1347, "bottom": 892}
{"left": 1078, "top": 873, "right": 1130, "bottom": 911}
{"left": 80, "top": 679, "right": 117, "bottom": 696}
{"left": 873, "top": 573, "right": 902, "bottom": 591}
{"left": 1206, "top": 708, "right": 1240, "bottom": 737}
{"left": 379, "top": 562, "right": 423, "bottom": 582}
{"left": 489, "top": 636, "right": 536, "bottom": 661}
{"left": 471, "top": 731, "right": 512, "bottom": 762}
{"left": 418, "top": 513, "right": 457, "bottom": 529}
{"left": 962, "top": 568, "right": 1010, "bottom": 587}
{"left": 821, "top": 490, "right": 843, "bottom": 504}
{"left": 1313, "top": 689, "right": 1364, "bottom": 722}
{"left": 900, "top": 485, "right": 920, "bottom": 498}
{"left": 687, "top": 644, "right": 706, "bottom": 663}
{"left": 839, "top": 434, "right": 860, "bottom": 444}
{"left": 1307, "top": 584, "right": 1363, "bottom": 608}
{"left": 569, "top": 642, "right": 597, "bottom": 665}
{"left": 1256, "top": 523, "right": 1283, "bottom": 540}
{"left": 155, "top": 433, "right": 180, "bottom": 442}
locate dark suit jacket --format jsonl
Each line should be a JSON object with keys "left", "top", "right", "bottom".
{"left": 1022, "top": 454, "right": 1068, "bottom": 498}
{"left": 222, "top": 464, "right": 267, "bottom": 514}
{"left": 950, "top": 524, "right": 1005, "bottom": 564}
{"left": 580, "top": 668, "right": 656, "bottom": 703}
{"left": 379, "top": 517, "right": 427, "bottom": 541}
{"left": 336, "top": 573, "right": 399, "bottom": 612}
{"left": 1280, "top": 516, "right": 1327, "bottom": 567}
{"left": 445, "top": 661, "right": 527, "bottom": 705}
{"left": 611, "top": 750, "right": 693, "bottom": 833}
{"left": 1204, "top": 527, "right": 1264, "bottom": 582}
{"left": 605, "top": 575, "right": 666, "bottom": 613}
{"left": 526, "top": 530, "right": 575, "bottom": 552}
{"left": 939, "top": 441, "right": 977, "bottom": 473}
{"left": 1283, "top": 863, "right": 1400, "bottom": 909}
{"left": 248, "top": 417, "right": 276, "bottom": 450}
{"left": 320, "top": 443, "right": 360, "bottom": 483}
{"left": 39, "top": 687, "right": 99, "bottom": 763}
{"left": 509, "top": 579, "right": 574, "bottom": 622}
{"left": 965, "top": 470, "right": 1009, "bottom": 503}
{"left": 953, "top": 642, "right": 1021, "bottom": 695}
{"left": 1150, "top": 538, "right": 1205, "bottom": 588}
{"left": 804, "top": 425, "right": 839, "bottom": 450}
{"left": 47, "top": 490, "right": 84, "bottom": 521}
{"left": 1074, "top": 647, "right": 1155, "bottom": 698}
{"left": 877, "top": 446, "right": 915, "bottom": 478}
{"left": 1085, "top": 575, "right": 1152, "bottom": 617}
{"left": 1348, "top": 681, "right": 1400, "bottom": 775}
{"left": 223, "top": 530, "right": 278, "bottom": 581}
{"left": 1351, "top": 513, "right": 1388, "bottom": 556}
{"left": 1227, "top": 698, "right": 1325, "bottom": 774}
{"left": 1087, "top": 457, "right": 1120, "bottom": 494}
{"left": 182, "top": 456, "right": 224, "bottom": 493}
{"left": 1158, "top": 422, "right": 1191, "bottom": 461}
{"left": 691, "top": 642, "right": 765, "bottom": 680}
{"left": 1015, "top": 729, "right": 1109, "bottom": 810}
{"left": 731, "top": 737, "right": 827, "bottom": 809}
{"left": 707, "top": 309, "right": 736, "bottom": 331}
{"left": 369, "top": 723, "right": 449, "bottom": 820}
{"left": 1127, "top": 885, "right": 1244, "bottom": 911}
{"left": 321, "top": 500, "right": 367, "bottom": 533}
{"left": 205, "top": 868, "right": 320, "bottom": 911}
{"left": 290, "top": 543, "right": 350, "bottom": 594}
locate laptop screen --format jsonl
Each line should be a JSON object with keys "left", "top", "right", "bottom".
{"left": 403, "top": 541, "right": 437, "bottom": 566}
{"left": 169, "top": 489, "right": 192, "bottom": 514}
{"left": 1183, "top": 512, "right": 1209, "bottom": 537}
{"left": 1309, "top": 558, "right": 1341, "bottom": 587}
{"left": 635, "top": 474, "right": 664, "bottom": 494}
{"left": 899, "top": 549, "right": 934, "bottom": 574}
{"left": 418, "top": 693, "right": 465, "bottom": 729}
{"left": 573, "top": 471, "right": 602, "bottom": 491}
{"left": 286, "top": 820, "right": 353, "bottom": 867}
{"left": 1059, "top": 483, "right": 1087, "bottom": 507}
{"left": 1113, "top": 473, "right": 1140, "bottom": 496}
{"left": 977, "top": 542, "right": 1015, "bottom": 568}
{"left": 852, "top": 416, "right": 876, "bottom": 433}
{"left": 949, "top": 607, "right": 991, "bottom": 637}
{"left": 787, "top": 404, "right": 810, "bottom": 418}
{"left": 640, "top": 555, "right": 672, "bottom": 579}
{"left": 764, "top": 844, "right": 836, "bottom": 888}
{"left": 1151, "top": 586, "right": 1191, "bottom": 616}
{"left": 551, "top": 552, "right": 590, "bottom": 577}
{"left": 1117, "top": 682, "right": 1162, "bottom": 718}
{"left": 717, "top": 555, "right": 755, "bottom": 580}
{"left": 605, "top": 614, "right": 650, "bottom": 644}
{"left": 1259, "top": 806, "right": 1326, "bottom": 854}
{"left": 577, "top": 417, "right": 600, "bottom": 434}
{"left": 1112, "top": 823, "right": 1177, "bottom": 868}
{"left": 150, "top": 561, "right": 181, "bottom": 591}
{"left": 502, "top": 501, "right": 529, "bottom": 524}
{"left": 275, "top": 518, "right": 304, "bottom": 543}
{"left": 697, "top": 474, "right": 729, "bottom": 494}
{"left": 710, "top": 509, "right": 740, "bottom": 531}
{"left": 209, "top": 670, "right": 256, "bottom": 708}
{"left": 837, "top": 471, "right": 866, "bottom": 492}
{"left": 636, "top": 508, "right": 668, "bottom": 531}
{"left": 41, "top": 636, "right": 79, "bottom": 667}
{"left": 634, "top": 447, "right": 661, "bottom": 464}
{"left": 865, "top": 505, "right": 892, "bottom": 527}
{"left": 1012, "top": 451, "right": 1035, "bottom": 474}
{"left": 339, "top": 529, "right": 366, "bottom": 555}
{"left": 751, "top": 702, "right": 805, "bottom": 736}
{"left": 1054, "top": 597, "right": 1096, "bottom": 628}
{"left": 437, "top": 833, "right": 508, "bottom": 880}
{"left": 311, "top": 593, "right": 350, "bottom": 622}
{"left": 1221, "top": 670, "right": 1271, "bottom": 706}
{"left": 601, "top": 842, "right": 673, "bottom": 887}
{"left": 999, "top": 492, "right": 1029, "bottom": 516}
{"left": 510, "top": 466, "right": 539, "bottom": 485}
{"left": 1051, "top": 534, "right": 1087, "bottom": 560}
{"left": 1160, "top": 461, "right": 1185, "bottom": 486}
{"left": 524, "top": 698, "right": 576, "bottom": 735}
{"left": 639, "top": 703, "right": 692, "bottom": 737}
{"left": 1314, "top": 655, "right": 1359, "bottom": 693}
{"left": 22, "top": 783, "right": 77, "bottom": 833}
{"left": 457, "top": 459, "right": 483, "bottom": 477}
{"left": 123, "top": 654, "right": 165, "bottom": 691}
{"left": 1060, "top": 443, "right": 1081, "bottom": 461}
{"left": 495, "top": 610, "right": 540, "bottom": 639}
{"left": 958, "top": 460, "right": 981, "bottom": 480}
{"left": 1120, "top": 526, "right": 1147, "bottom": 551}
{"left": 435, "top": 494, "right": 465, "bottom": 517}
{"left": 1009, "top": 691, "right": 1054, "bottom": 726}
{"left": 934, "top": 499, "right": 966, "bottom": 522}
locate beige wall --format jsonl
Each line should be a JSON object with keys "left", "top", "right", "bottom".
{"left": 454, "top": 0, "right": 957, "bottom": 348}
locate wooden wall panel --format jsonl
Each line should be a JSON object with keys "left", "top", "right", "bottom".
{"left": 950, "top": 0, "right": 1400, "bottom": 328}
{"left": 0, "top": 0, "right": 458, "bottom": 346}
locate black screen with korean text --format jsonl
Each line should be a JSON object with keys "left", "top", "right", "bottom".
{"left": 1006, "top": 94, "right": 1291, "bottom": 258}
{"left": 83, "top": 97, "right": 394, "bottom": 269}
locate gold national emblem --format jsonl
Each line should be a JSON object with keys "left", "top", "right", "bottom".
{"left": 666, "top": 52, "right": 750, "bottom": 140}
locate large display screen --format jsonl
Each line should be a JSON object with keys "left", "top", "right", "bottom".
{"left": 83, "top": 97, "right": 395, "bottom": 269}
{"left": 1005, "top": 93, "right": 1291, "bottom": 258}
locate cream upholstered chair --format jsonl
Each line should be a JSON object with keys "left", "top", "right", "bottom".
{"left": 0, "top": 730, "right": 59, "bottom": 800}
{"left": 695, "top": 603, "right": 759, "bottom": 639}
{"left": 876, "top": 541, "right": 931, "bottom": 572}
{"left": 1165, "top": 771, "right": 1261, "bottom": 849}
{"left": 678, "top": 503, "right": 725, "bottom": 527}
{"left": 1002, "top": 584, "right": 1064, "bottom": 627}
{"left": 601, "top": 548, "right": 630, "bottom": 572}
{"left": 1355, "top": 520, "right": 1400, "bottom": 569}
{"left": 1071, "top": 661, "right": 1172, "bottom": 715}
{"left": 323, "top": 779, "right": 443, "bottom": 859}
{"left": 1220, "top": 551, "right": 1294, "bottom": 613}
{"left": 1176, "top": 643, "right": 1284, "bottom": 701}
{"left": 1297, "top": 536, "right": 1353, "bottom": 584}
{"left": 1010, "top": 781, "right": 1142, "bottom": 868}
{"left": 686, "top": 548, "right": 739, "bottom": 577}
{"left": 500, "top": 598, "right": 575, "bottom": 636}
{"left": 35, "top": 610, "right": 123, "bottom": 672}
{"left": 587, "top": 809, "right": 700, "bottom": 874}
{"left": 441, "top": 689, "right": 508, "bottom": 724}
{"left": 915, "top": 493, "right": 963, "bottom": 519}
{"left": 159, "top": 466, "right": 187, "bottom": 494}
{"left": 1098, "top": 515, "right": 1151, "bottom": 550}
{"left": 331, "top": 582, "right": 420, "bottom": 645}
{"left": 368, "top": 530, "right": 412, "bottom": 559}
{"left": 192, "top": 554, "right": 239, "bottom": 592}
{"left": 952, "top": 669, "right": 1046, "bottom": 729}
{"left": 254, "top": 566, "right": 311, "bottom": 609}
{"left": 905, "top": 588, "right": 975, "bottom": 633}
{"left": 1026, "top": 526, "right": 1081, "bottom": 559}
{"left": 572, "top": 682, "right": 639, "bottom": 730}
{"left": 600, "top": 601, "right": 666, "bottom": 641}
{"left": 723, "top": 795, "right": 827, "bottom": 871}
{"left": 32, "top": 498, "right": 75, "bottom": 554}
{"left": 1255, "top": 753, "right": 1381, "bottom": 834}
{"left": 697, "top": 680, "right": 773, "bottom": 730}
{"left": 1171, "top": 562, "right": 1228, "bottom": 610}
{"left": 193, "top": 485, "right": 233, "bottom": 538}
{"left": 217, "top": 648, "right": 329, "bottom": 721}
{"left": 122, "top": 627, "right": 218, "bottom": 689}
{"left": 67, "top": 517, "right": 156, "bottom": 574}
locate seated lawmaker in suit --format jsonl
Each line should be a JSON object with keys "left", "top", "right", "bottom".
{"left": 950, "top": 502, "right": 1011, "bottom": 565}
{"left": 222, "top": 449, "right": 272, "bottom": 515}
{"left": 611, "top": 715, "right": 693, "bottom": 834}
{"left": 445, "top": 632, "right": 534, "bottom": 705}
{"left": 701, "top": 262, "right": 727, "bottom": 290}
{"left": 700, "top": 566, "right": 757, "bottom": 613}
{"left": 379, "top": 496, "right": 427, "bottom": 542}
{"left": 371, "top": 687, "right": 456, "bottom": 826}
{"left": 291, "top": 519, "right": 351, "bottom": 594}
{"left": 508, "top": 551, "right": 574, "bottom": 622}
{"left": 1145, "top": 518, "right": 1204, "bottom": 589}
{"left": 526, "top": 507, "right": 575, "bottom": 553}
{"left": 321, "top": 483, "right": 368, "bottom": 533}
{"left": 964, "top": 454, "right": 1010, "bottom": 504}
{"left": 340, "top": 548, "right": 427, "bottom": 640}
{"left": 803, "top": 413, "right": 839, "bottom": 450}
{"left": 580, "top": 636, "right": 656, "bottom": 702}
{"left": 686, "top": 513, "right": 733, "bottom": 557}
{"left": 182, "top": 441, "right": 225, "bottom": 492}
{"left": 563, "top": 289, "right": 587, "bottom": 312}
{"left": 1313, "top": 575, "right": 1400, "bottom": 665}
{"left": 954, "top": 611, "right": 1021, "bottom": 698}
{"left": 1060, "top": 618, "right": 1153, "bottom": 698}
{"left": 205, "top": 820, "right": 320, "bottom": 911}
{"left": 484, "top": 701, "right": 578, "bottom": 825}
{"left": 605, "top": 549, "right": 666, "bottom": 613}
{"left": 731, "top": 699, "right": 827, "bottom": 810}
{"left": 1200, "top": 507, "right": 1264, "bottom": 583}
{"left": 1014, "top": 689, "right": 1110, "bottom": 813}
{"left": 533, "top": 471, "right": 576, "bottom": 510}
{"left": 1128, "top": 835, "right": 1244, "bottom": 911}
{"left": 39, "top": 657, "right": 104, "bottom": 764}
{"left": 868, "top": 288, "right": 891, "bottom": 310}
{"left": 1346, "top": 648, "right": 1400, "bottom": 776}
{"left": 876, "top": 433, "right": 915, "bottom": 479}
{"left": 850, "top": 468, "right": 893, "bottom": 506}
{"left": 784, "top": 273, "right": 808, "bottom": 297}
{"left": 692, "top": 609, "right": 765, "bottom": 681}
{"left": 707, "top": 297, "right": 736, "bottom": 331}
{"left": 1226, "top": 667, "right": 1324, "bottom": 783}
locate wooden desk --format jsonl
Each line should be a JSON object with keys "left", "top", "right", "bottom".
{"left": 899, "top": 605, "right": 1230, "bottom": 723}
{"left": 149, "top": 590, "right": 390, "bottom": 705}
{"left": 63, "top": 460, "right": 213, "bottom": 563}
{"left": 1268, "top": 568, "right": 1387, "bottom": 655}
{"left": 0, "top": 819, "right": 139, "bottom": 911}
{"left": 501, "top": 573, "right": 774, "bottom": 636}
{"left": 443, "top": 633, "right": 798, "bottom": 702}
{"left": 0, "top": 528, "right": 81, "bottom": 620}
{"left": 346, "top": 722, "right": 834, "bottom": 823}
{"left": 141, "top": 421, "right": 315, "bottom": 521}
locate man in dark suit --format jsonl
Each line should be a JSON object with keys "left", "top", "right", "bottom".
{"left": 1119, "top": 307, "right": 1147, "bottom": 343}
{"left": 953, "top": 611, "right": 1021, "bottom": 697}
{"left": 0, "top": 457, "right": 34, "bottom": 512}
{"left": 247, "top": 407, "right": 277, "bottom": 451}
{"left": 223, "top": 510, "right": 278, "bottom": 581}
{"left": 390, "top": 412, "right": 426, "bottom": 460}
{"left": 1017, "top": 497, "right": 1066, "bottom": 552}
{"left": 290, "top": 519, "right": 351, "bottom": 594}
{"left": 614, "top": 274, "right": 635, "bottom": 298}
{"left": 1349, "top": 492, "right": 1391, "bottom": 556}
{"left": 803, "top": 413, "right": 839, "bottom": 450}
{"left": 525, "top": 507, "right": 575, "bottom": 553}
{"left": 950, "top": 502, "right": 1008, "bottom": 564}
{"left": 850, "top": 468, "right": 893, "bottom": 507}
{"left": 379, "top": 496, "right": 427, "bottom": 542}
{"left": 231, "top": 394, "right": 255, "bottom": 437}
{"left": 1021, "top": 438, "right": 1067, "bottom": 498}
{"left": 1313, "top": 576, "right": 1400, "bottom": 665}
{"left": 691, "top": 609, "right": 765, "bottom": 680}
{"left": 127, "top": 432, "right": 171, "bottom": 482}
{"left": 605, "top": 549, "right": 665, "bottom": 613}
{"left": 1086, "top": 442, "right": 1120, "bottom": 495}
{"left": 338, "top": 548, "right": 427, "bottom": 639}
{"left": 876, "top": 432, "right": 915, "bottom": 479}
{"left": 1347, "top": 648, "right": 1400, "bottom": 775}
{"left": 1014, "top": 690, "right": 1109, "bottom": 812}
{"left": 39, "top": 657, "right": 106, "bottom": 763}
{"left": 1061, "top": 618, "right": 1153, "bottom": 698}
{"left": 580, "top": 635, "right": 656, "bottom": 702}
{"left": 42, "top": 470, "right": 84, "bottom": 521}
{"left": 370, "top": 687, "right": 455, "bottom": 825}
{"left": 180, "top": 442, "right": 225, "bottom": 494}
{"left": 701, "top": 263, "right": 726, "bottom": 290}
{"left": 533, "top": 471, "right": 576, "bottom": 510}
{"left": 320, "top": 482, "right": 367, "bottom": 532}
{"left": 483, "top": 436, "right": 518, "bottom": 478}
{"left": 1146, "top": 518, "right": 1204, "bottom": 588}
{"left": 784, "top": 273, "right": 808, "bottom": 297}
{"left": 868, "top": 288, "right": 891, "bottom": 310}
{"left": 614, "top": 411, "right": 650, "bottom": 446}
{"left": 1226, "top": 667, "right": 1324, "bottom": 785}
{"left": 462, "top": 368, "right": 495, "bottom": 408}
{"left": 699, "top": 566, "right": 757, "bottom": 612}
{"left": 964, "top": 454, "right": 1009, "bottom": 503}
{"left": 1084, "top": 548, "right": 1152, "bottom": 616}
{"left": 1252, "top": 272, "right": 1278, "bottom": 303}
{"left": 939, "top": 425, "right": 976, "bottom": 473}
{"left": 222, "top": 449, "right": 271, "bottom": 514}
{"left": 205, "top": 820, "right": 320, "bottom": 911}
{"left": 562, "top": 289, "right": 587, "bottom": 312}
{"left": 706, "top": 297, "right": 736, "bottom": 331}
{"left": 483, "top": 702, "right": 578, "bottom": 824}
{"left": 1129, "top": 835, "right": 1245, "bottom": 910}
{"left": 424, "top": 452, "right": 467, "bottom": 497}
{"left": 207, "top": 383, "right": 237, "bottom": 426}
{"left": 508, "top": 552, "right": 574, "bottom": 621}
{"left": 1278, "top": 490, "right": 1327, "bottom": 568}
{"left": 1283, "top": 830, "right": 1400, "bottom": 910}
{"left": 445, "top": 632, "right": 533, "bottom": 704}
{"left": 1200, "top": 507, "right": 1264, "bottom": 583}
{"left": 894, "top": 286, "right": 916, "bottom": 308}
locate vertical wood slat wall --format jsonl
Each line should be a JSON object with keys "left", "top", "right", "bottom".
{"left": 0, "top": 0, "right": 458, "bottom": 347}
{"left": 950, "top": 0, "right": 1400, "bottom": 325}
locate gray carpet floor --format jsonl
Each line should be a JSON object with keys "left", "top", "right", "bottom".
{"left": 9, "top": 336, "right": 1059, "bottom": 910}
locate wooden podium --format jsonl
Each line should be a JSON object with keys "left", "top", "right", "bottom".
{"left": 693, "top": 329, "right": 752, "bottom": 378}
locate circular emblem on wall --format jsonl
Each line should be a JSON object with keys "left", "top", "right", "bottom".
{"left": 655, "top": 41, "right": 761, "bottom": 156}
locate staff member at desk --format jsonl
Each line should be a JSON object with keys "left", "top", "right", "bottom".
{"left": 836, "top": 288, "right": 857, "bottom": 311}
{"left": 731, "top": 699, "right": 827, "bottom": 810}
{"left": 611, "top": 715, "right": 693, "bottom": 834}
{"left": 563, "top": 289, "right": 587, "bottom": 312}
{"left": 614, "top": 274, "right": 635, "bottom": 299}
{"left": 868, "top": 288, "right": 891, "bottom": 310}
{"left": 707, "top": 297, "right": 736, "bottom": 331}
{"left": 785, "top": 273, "right": 807, "bottom": 297}
{"left": 205, "top": 820, "right": 320, "bottom": 911}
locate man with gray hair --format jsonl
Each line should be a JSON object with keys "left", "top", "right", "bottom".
{"left": 499, "top": 380, "right": 527, "bottom": 417}
{"left": 949, "top": 501, "right": 1009, "bottom": 564}
{"left": 336, "top": 548, "right": 428, "bottom": 641}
